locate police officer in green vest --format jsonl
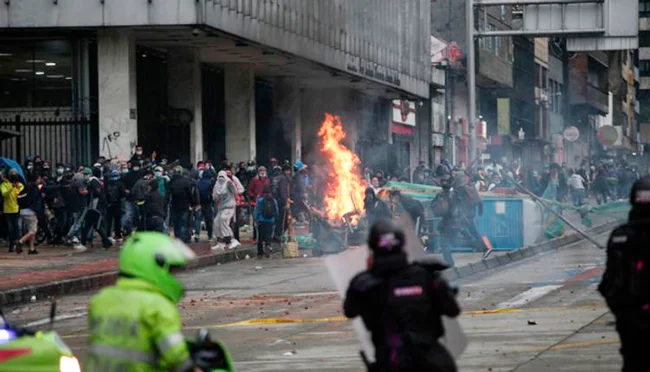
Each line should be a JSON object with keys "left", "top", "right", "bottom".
{"left": 85, "top": 232, "right": 198, "bottom": 372}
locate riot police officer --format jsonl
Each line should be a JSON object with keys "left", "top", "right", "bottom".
{"left": 86, "top": 232, "right": 198, "bottom": 372}
{"left": 599, "top": 175, "right": 650, "bottom": 372}
{"left": 343, "top": 220, "right": 461, "bottom": 372}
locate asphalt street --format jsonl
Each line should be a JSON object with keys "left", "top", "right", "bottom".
{"left": 4, "top": 230, "right": 619, "bottom": 372}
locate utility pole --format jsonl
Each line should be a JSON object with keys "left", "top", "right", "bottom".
{"left": 466, "top": 0, "right": 477, "bottom": 163}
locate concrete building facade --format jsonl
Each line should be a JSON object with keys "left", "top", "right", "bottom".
{"left": 0, "top": 0, "right": 432, "bottom": 174}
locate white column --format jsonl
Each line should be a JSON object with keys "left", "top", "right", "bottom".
{"left": 293, "top": 89, "right": 302, "bottom": 164}
{"left": 97, "top": 29, "right": 137, "bottom": 162}
{"left": 224, "top": 65, "right": 256, "bottom": 163}
{"left": 168, "top": 47, "right": 203, "bottom": 164}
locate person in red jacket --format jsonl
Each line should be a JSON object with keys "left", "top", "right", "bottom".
{"left": 247, "top": 166, "right": 271, "bottom": 242}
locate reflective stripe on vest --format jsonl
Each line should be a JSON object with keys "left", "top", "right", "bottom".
{"left": 88, "top": 344, "right": 156, "bottom": 364}
{"left": 157, "top": 332, "right": 185, "bottom": 353}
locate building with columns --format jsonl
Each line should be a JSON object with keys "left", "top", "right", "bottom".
{"left": 0, "top": 0, "right": 432, "bottom": 176}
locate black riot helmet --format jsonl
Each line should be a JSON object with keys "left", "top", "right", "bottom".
{"left": 629, "top": 176, "right": 650, "bottom": 222}
{"left": 368, "top": 220, "right": 406, "bottom": 257}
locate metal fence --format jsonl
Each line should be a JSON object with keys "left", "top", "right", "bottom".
{"left": 0, "top": 116, "right": 92, "bottom": 166}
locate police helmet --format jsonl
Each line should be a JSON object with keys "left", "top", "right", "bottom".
{"left": 631, "top": 176, "right": 650, "bottom": 208}
{"left": 119, "top": 232, "right": 196, "bottom": 304}
{"left": 368, "top": 220, "right": 405, "bottom": 256}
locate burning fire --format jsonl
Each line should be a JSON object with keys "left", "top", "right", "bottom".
{"left": 318, "top": 113, "right": 365, "bottom": 223}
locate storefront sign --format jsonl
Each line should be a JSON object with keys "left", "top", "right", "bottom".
{"left": 346, "top": 55, "right": 401, "bottom": 86}
{"left": 563, "top": 126, "right": 580, "bottom": 142}
{"left": 392, "top": 100, "right": 416, "bottom": 126}
{"left": 497, "top": 98, "right": 510, "bottom": 135}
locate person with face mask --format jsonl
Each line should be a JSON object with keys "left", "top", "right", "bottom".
{"left": 130, "top": 144, "right": 145, "bottom": 164}
{"left": 1, "top": 169, "right": 24, "bottom": 253}
{"left": 55, "top": 163, "right": 66, "bottom": 182}
{"left": 211, "top": 171, "right": 240, "bottom": 251}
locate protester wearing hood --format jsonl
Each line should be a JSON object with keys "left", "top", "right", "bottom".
{"left": 292, "top": 163, "right": 310, "bottom": 222}
{"left": 212, "top": 170, "right": 240, "bottom": 251}
{"left": 105, "top": 169, "right": 126, "bottom": 241}
{"left": 222, "top": 166, "right": 245, "bottom": 242}
{"left": 364, "top": 187, "right": 391, "bottom": 225}
{"left": 65, "top": 171, "right": 89, "bottom": 248}
{"left": 2, "top": 168, "right": 24, "bottom": 253}
{"left": 196, "top": 170, "right": 215, "bottom": 241}
{"left": 169, "top": 166, "right": 197, "bottom": 243}
{"left": 247, "top": 166, "right": 271, "bottom": 241}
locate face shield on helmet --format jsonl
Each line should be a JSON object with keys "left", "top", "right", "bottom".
{"left": 118, "top": 232, "right": 196, "bottom": 303}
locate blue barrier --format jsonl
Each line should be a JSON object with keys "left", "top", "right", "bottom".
{"left": 426, "top": 198, "right": 524, "bottom": 252}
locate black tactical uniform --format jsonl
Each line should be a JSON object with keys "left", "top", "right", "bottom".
{"left": 599, "top": 176, "right": 650, "bottom": 372}
{"left": 344, "top": 220, "right": 460, "bottom": 372}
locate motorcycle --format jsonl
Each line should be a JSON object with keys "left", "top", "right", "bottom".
{"left": 0, "top": 301, "right": 81, "bottom": 372}
{"left": 188, "top": 329, "right": 234, "bottom": 372}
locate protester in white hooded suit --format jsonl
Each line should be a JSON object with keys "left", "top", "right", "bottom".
{"left": 211, "top": 171, "right": 241, "bottom": 251}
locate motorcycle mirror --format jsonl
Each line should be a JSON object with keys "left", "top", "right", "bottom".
{"left": 197, "top": 328, "right": 210, "bottom": 344}
{"left": 49, "top": 301, "right": 57, "bottom": 330}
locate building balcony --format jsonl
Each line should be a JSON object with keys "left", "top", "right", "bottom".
{"left": 570, "top": 83, "right": 608, "bottom": 114}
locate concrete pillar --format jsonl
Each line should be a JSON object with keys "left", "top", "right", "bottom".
{"left": 224, "top": 65, "right": 256, "bottom": 163}
{"left": 293, "top": 90, "right": 302, "bottom": 164}
{"left": 168, "top": 48, "right": 203, "bottom": 164}
{"left": 97, "top": 29, "right": 137, "bottom": 161}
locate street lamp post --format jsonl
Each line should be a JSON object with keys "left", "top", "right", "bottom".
{"left": 467, "top": 0, "right": 477, "bottom": 164}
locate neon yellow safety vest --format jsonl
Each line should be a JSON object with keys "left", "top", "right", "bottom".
{"left": 85, "top": 278, "right": 193, "bottom": 372}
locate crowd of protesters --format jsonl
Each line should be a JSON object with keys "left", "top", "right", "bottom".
{"left": 1, "top": 146, "right": 641, "bottom": 259}
{"left": 0, "top": 147, "right": 318, "bottom": 259}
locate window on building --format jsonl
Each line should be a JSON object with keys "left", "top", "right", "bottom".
{"left": 549, "top": 79, "right": 563, "bottom": 114}
{"left": 641, "top": 61, "right": 650, "bottom": 77}
{"left": 640, "top": 32, "right": 650, "bottom": 48}
{"left": 0, "top": 40, "right": 73, "bottom": 108}
{"left": 641, "top": 0, "right": 650, "bottom": 17}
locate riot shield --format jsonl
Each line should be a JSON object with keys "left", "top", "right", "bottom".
{"left": 325, "top": 216, "right": 468, "bottom": 363}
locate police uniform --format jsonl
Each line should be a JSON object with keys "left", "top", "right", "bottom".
{"left": 599, "top": 176, "right": 650, "bottom": 372}
{"left": 85, "top": 232, "right": 196, "bottom": 372}
{"left": 344, "top": 220, "right": 460, "bottom": 372}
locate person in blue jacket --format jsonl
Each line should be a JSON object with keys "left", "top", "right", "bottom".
{"left": 254, "top": 186, "right": 279, "bottom": 259}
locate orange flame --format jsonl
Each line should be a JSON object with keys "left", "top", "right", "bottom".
{"left": 318, "top": 113, "right": 365, "bottom": 223}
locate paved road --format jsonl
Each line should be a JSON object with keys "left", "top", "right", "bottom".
{"left": 4, "top": 230, "right": 620, "bottom": 371}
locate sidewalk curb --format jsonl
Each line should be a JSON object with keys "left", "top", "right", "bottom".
{"left": 443, "top": 220, "right": 619, "bottom": 282}
{"left": 0, "top": 246, "right": 258, "bottom": 307}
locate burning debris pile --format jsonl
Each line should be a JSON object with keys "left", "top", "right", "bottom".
{"left": 311, "top": 113, "right": 366, "bottom": 253}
